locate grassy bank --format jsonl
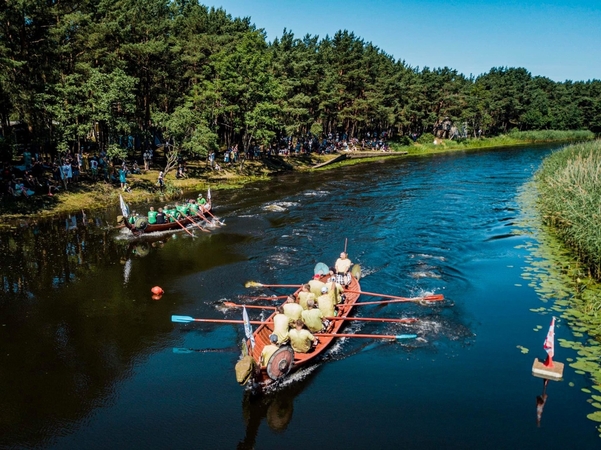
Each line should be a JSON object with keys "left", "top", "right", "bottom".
{"left": 535, "top": 139, "right": 601, "bottom": 280}
{"left": 397, "top": 130, "right": 595, "bottom": 155}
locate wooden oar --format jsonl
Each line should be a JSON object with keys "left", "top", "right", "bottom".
{"left": 172, "top": 315, "right": 264, "bottom": 325}
{"left": 316, "top": 333, "right": 417, "bottom": 340}
{"left": 224, "top": 302, "right": 275, "bottom": 310}
{"left": 196, "top": 210, "right": 220, "bottom": 227}
{"left": 166, "top": 215, "right": 195, "bottom": 237}
{"left": 239, "top": 295, "right": 288, "bottom": 301}
{"left": 245, "top": 281, "right": 302, "bottom": 288}
{"left": 221, "top": 303, "right": 418, "bottom": 324}
{"left": 188, "top": 215, "right": 210, "bottom": 233}
{"left": 344, "top": 290, "right": 444, "bottom": 302}
{"left": 339, "top": 294, "right": 444, "bottom": 307}
{"left": 205, "top": 208, "right": 225, "bottom": 225}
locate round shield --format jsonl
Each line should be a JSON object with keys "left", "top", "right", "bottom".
{"left": 351, "top": 264, "right": 362, "bottom": 281}
{"left": 314, "top": 262, "right": 329, "bottom": 276}
{"left": 266, "top": 346, "right": 294, "bottom": 381}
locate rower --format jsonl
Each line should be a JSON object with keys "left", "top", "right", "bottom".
{"left": 197, "top": 193, "right": 207, "bottom": 206}
{"left": 260, "top": 334, "right": 280, "bottom": 367}
{"left": 301, "top": 299, "right": 326, "bottom": 333}
{"left": 308, "top": 275, "right": 325, "bottom": 298}
{"left": 317, "top": 286, "right": 336, "bottom": 317}
{"left": 148, "top": 206, "right": 158, "bottom": 225}
{"left": 188, "top": 199, "right": 199, "bottom": 215}
{"left": 156, "top": 207, "right": 166, "bottom": 224}
{"left": 298, "top": 284, "right": 316, "bottom": 310}
{"left": 288, "top": 319, "right": 317, "bottom": 354}
{"left": 272, "top": 306, "right": 290, "bottom": 344}
{"left": 283, "top": 295, "right": 303, "bottom": 322}
{"left": 334, "top": 252, "right": 352, "bottom": 286}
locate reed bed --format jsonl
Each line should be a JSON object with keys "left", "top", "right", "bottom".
{"left": 535, "top": 140, "right": 601, "bottom": 280}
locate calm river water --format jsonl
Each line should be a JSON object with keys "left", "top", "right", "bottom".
{"left": 1, "top": 145, "right": 599, "bottom": 449}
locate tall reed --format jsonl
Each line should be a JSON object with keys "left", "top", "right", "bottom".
{"left": 535, "top": 140, "right": 601, "bottom": 279}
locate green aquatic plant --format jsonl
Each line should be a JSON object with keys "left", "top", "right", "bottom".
{"left": 517, "top": 180, "right": 601, "bottom": 436}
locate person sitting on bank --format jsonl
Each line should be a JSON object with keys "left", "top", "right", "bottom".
{"left": 317, "top": 286, "right": 336, "bottom": 318}
{"left": 288, "top": 319, "right": 317, "bottom": 354}
{"left": 301, "top": 299, "right": 326, "bottom": 333}
{"left": 334, "top": 252, "right": 352, "bottom": 286}
{"left": 260, "top": 334, "right": 280, "bottom": 367}
{"left": 298, "top": 284, "right": 316, "bottom": 310}
{"left": 272, "top": 306, "right": 290, "bottom": 345}
{"left": 148, "top": 206, "right": 158, "bottom": 225}
{"left": 283, "top": 295, "right": 303, "bottom": 322}
{"left": 156, "top": 207, "right": 166, "bottom": 224}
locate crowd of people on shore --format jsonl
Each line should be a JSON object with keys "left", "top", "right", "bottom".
{"left": 259, "top": 252, "right": 353, "bottom": 365}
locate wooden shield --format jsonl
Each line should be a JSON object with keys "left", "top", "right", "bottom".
{"left": 266, "top": 346, "right": 294, "bottom": 381}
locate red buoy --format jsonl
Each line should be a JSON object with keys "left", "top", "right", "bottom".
{"left": 152, "top": 294, "right": 163, "bottom": 301}
{"left": 151, "top": 286, "right": 164, "bottom": 295}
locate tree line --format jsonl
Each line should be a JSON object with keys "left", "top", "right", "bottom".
{"left": 1, "top": 0, "right": 600, "bottom": 162}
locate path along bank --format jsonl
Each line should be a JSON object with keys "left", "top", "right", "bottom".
{"left": 0, "top": 130, "right": 594, "bottom": 225}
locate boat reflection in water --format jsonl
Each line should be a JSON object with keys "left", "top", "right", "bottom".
{"left": 237, "top": 368, "right": 318, "bottom": 450}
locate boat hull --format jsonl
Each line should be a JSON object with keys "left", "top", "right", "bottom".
{"left": 246, "top": 274, "right": 361, "bottom": 390}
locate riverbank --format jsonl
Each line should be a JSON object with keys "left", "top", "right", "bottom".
{"left": 0, "top": 130, "right": 594, "bottom": 223}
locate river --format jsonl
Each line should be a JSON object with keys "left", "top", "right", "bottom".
{"left": 1, "top": 145, "right": 598, "bottom": 449}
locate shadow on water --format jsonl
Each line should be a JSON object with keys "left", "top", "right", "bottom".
{"left": 0, "top": 211, "right": 248, "bottom": 448}
{"left": 237, "top": 369, "right": 319, "bottom": 450}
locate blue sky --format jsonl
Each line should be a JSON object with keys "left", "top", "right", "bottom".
{"left": 202, "top": 0, "right": 600, "bottom": 82}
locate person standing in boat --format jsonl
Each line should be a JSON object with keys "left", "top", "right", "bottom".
{"left": 317, "top": 286, "right": 336, "bottom": 317}
{"left": 289, "top": 319, "right": 317, "bottom": 353}
{"left": 272, "top": 306, "right": 290, "bottom": 344}
{"left": 260, "top": 334, "right": 280, "bottom": 367}
{"left": 301, "top": 299, "right": 326, "bottom": 333}
{"left": 334, "top": 252, "right": 352, "bottom": 286}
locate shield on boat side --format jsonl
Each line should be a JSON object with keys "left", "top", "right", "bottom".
{"left": 266, "top": 346, "right": 295, "bottom": 381}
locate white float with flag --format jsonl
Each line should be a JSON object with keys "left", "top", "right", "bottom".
{"left": 532, "top": 317, "right": 564, "bottom": 380}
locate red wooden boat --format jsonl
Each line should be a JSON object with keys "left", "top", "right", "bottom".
{"left": 122, "top": 202, "right": 212, "bottom": 235}
{"left": 238, "top": 268, "right": 361, "bottom": 391}
{"left": 119, "top": 193, "right": 214, "bottom": 235}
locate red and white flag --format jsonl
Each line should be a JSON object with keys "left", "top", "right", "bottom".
{"left": 543, "top": 317, "right": 555, "bottom": 360}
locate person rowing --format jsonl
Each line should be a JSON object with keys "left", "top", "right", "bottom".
{"left": 283, "top": 295, "right": 303, "bottom": 322}
{"left": 298, "top": 284, "right": 316, "bottom": 310}
{"left": 308, "top": 275, "right": 325, "bottom": 297}
{"left": 301, "top": 299, "right": 326, "bottom": 333}
{"left": 272, "top": 306, "right": 290, "bottom": 344}
{"left": 317, "top": 285, "right": 336, "bottom": 317}
{"left": 288, "top": 319, "right": 317, "bottom": 354}
{"left": 334, "top": 252, "right": 352, "bottom": 286}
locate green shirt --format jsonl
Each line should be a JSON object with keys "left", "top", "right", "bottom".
{"left": 148, "top": 210, "right": 158, "bottom": 224}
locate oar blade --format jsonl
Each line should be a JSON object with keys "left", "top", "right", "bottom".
{"left": 423, "top": 294, "right": 444, "bottom": 302}
{"left": 396, "top": 334, "right": 418, "bottom": 340}
{"left": 351, "top": 264, "right": 362, "bottom": 281}
{"left": 173, "top": 347, "right": 195, "bottom": 353}
{"left": 245, "top": 281, "right": 263, "bottom": 288}
{"left": 171, "top": 315, "right": 195, "bottom": 323}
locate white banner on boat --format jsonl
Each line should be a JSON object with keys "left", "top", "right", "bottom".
{"left": 119, "top": 194, "right": 130, "bottom": 218}
{"left": 242, "top": 306, "right": 255, "bottom": 349}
